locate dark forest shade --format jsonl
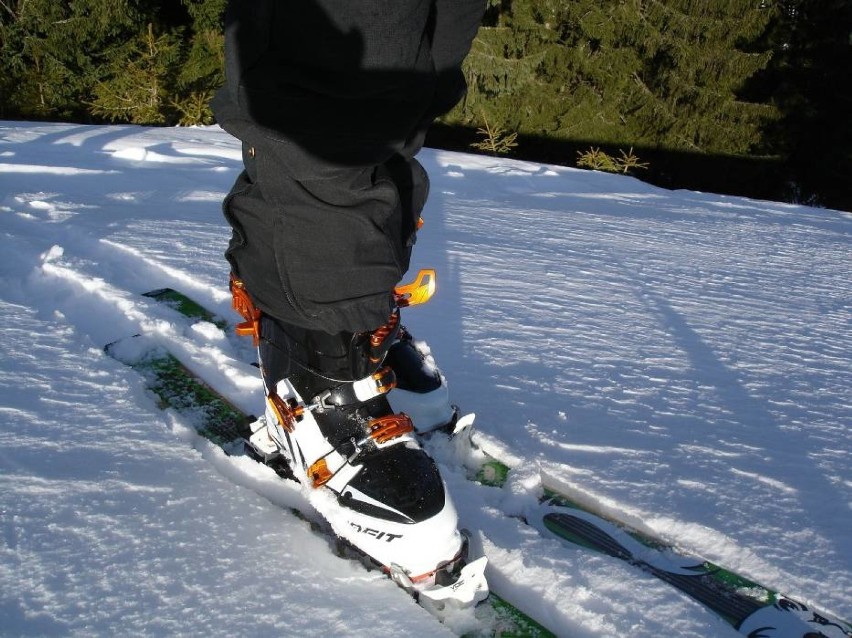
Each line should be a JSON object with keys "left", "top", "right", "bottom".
{"left": 1, "top": 0, "right": 848, "bottom": 209}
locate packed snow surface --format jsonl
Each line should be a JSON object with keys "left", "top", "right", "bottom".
{"left": 0, "top": 122, "right": 849, "bottom": 636}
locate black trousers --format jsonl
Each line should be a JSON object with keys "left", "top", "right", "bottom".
{"left": 214, "top": 0, "right": 484, "bottom": 335}
{"left": 223, "top": 141, "right": 428, "bottom": 334}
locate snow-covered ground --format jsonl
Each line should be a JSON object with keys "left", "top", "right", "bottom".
{"left": 0, "top": 121, "right": 849, "bottom": 636}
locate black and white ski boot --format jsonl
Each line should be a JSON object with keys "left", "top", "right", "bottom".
{"left": 231, "top": 276, "right": 488, "bottom": 617}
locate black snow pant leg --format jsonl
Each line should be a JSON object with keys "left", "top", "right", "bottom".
{"left": 257, "top": 313, "right": 394, "bottom": 390}
{"left": 221, "top": 138, "right": 429, "bottom": 337}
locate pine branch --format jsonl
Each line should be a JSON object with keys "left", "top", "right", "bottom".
{"left": 0, "top": 0, "right": 17, "bottom": 19}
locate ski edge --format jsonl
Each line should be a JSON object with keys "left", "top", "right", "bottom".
{"left": 473, "top": 442, "right": 852, "bottom": 637}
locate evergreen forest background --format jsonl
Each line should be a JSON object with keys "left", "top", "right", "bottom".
{"left": 1, "top": 0, "right": 850, "bottom": 210}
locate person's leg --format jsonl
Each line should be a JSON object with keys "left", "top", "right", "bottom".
{"left": 224, "top": 144, "right": 478, "bottom": 597}
{"left": 224, "top": 140, "right": 406, "bottom": 335}
{"left": 225, "top": 140, "right": 456, "bottom": 428}
{"left": 214, "top": 0, "right": 489, "bottom": 611}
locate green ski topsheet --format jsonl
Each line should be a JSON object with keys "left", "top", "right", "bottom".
{"left": 107, "top": 289, "right": 556, "bottom": 638}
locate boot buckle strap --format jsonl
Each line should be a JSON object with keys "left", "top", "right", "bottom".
{"left": 369, "top": 310, "right": 400, "bottom": 364}
{"left": 230, "top": 274, "right": 262, "bottom": 346}
{"left": 312, "top": 367, "right": 397, "bottom": 411}
{"left": 308, "top": 413, "right": 415, "bottom": 489}
{"left": 365, "top": 413, "right": 415, "bottom": 444}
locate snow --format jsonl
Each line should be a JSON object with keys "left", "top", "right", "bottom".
{"left": 0, "top": 121, "right": 849, "bottom": 636}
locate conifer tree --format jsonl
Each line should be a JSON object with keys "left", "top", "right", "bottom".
{"left": 629, "top": 0, "right": 778, "bottom": 154}
{"left": 172, "top": 0, "right": 226, "bottom": 125}
{"left": 0, "top": 0, "right": 140, "bottom": 119}
{"left": 90, "top": 22, "right": 182, "bottom": 124}
{"left": 447, "top": 0, "right": 779, "bottom": 156}
{"left": 760, "top": 0, "right": 852, "bottom": 207}
{"left": 0, "top": 0, "right": 224, "bottom": 125}
{"left": 448, "top": 0, "right": 576, "bottom": 136}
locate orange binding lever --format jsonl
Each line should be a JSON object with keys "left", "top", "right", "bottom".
{"left": 394, "top": 269, "right": 436, "bottom": 308}
{"left": 230, "top": 274, "right": 262, "bottom": 346}
{"left": 266, "top": 391, "right": 303, "bottom": 433}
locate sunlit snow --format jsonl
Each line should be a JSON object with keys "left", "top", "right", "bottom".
{"left": 0, "top": 122, "right": 849, "bottom": 636}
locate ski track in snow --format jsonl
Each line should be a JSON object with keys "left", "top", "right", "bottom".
{"left": 0, "top": 121, "right": 849, "bottom": 636}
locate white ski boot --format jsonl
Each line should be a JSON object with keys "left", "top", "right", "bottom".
{"left": 231, "top": 276, "right": 488, "bottom": 615}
